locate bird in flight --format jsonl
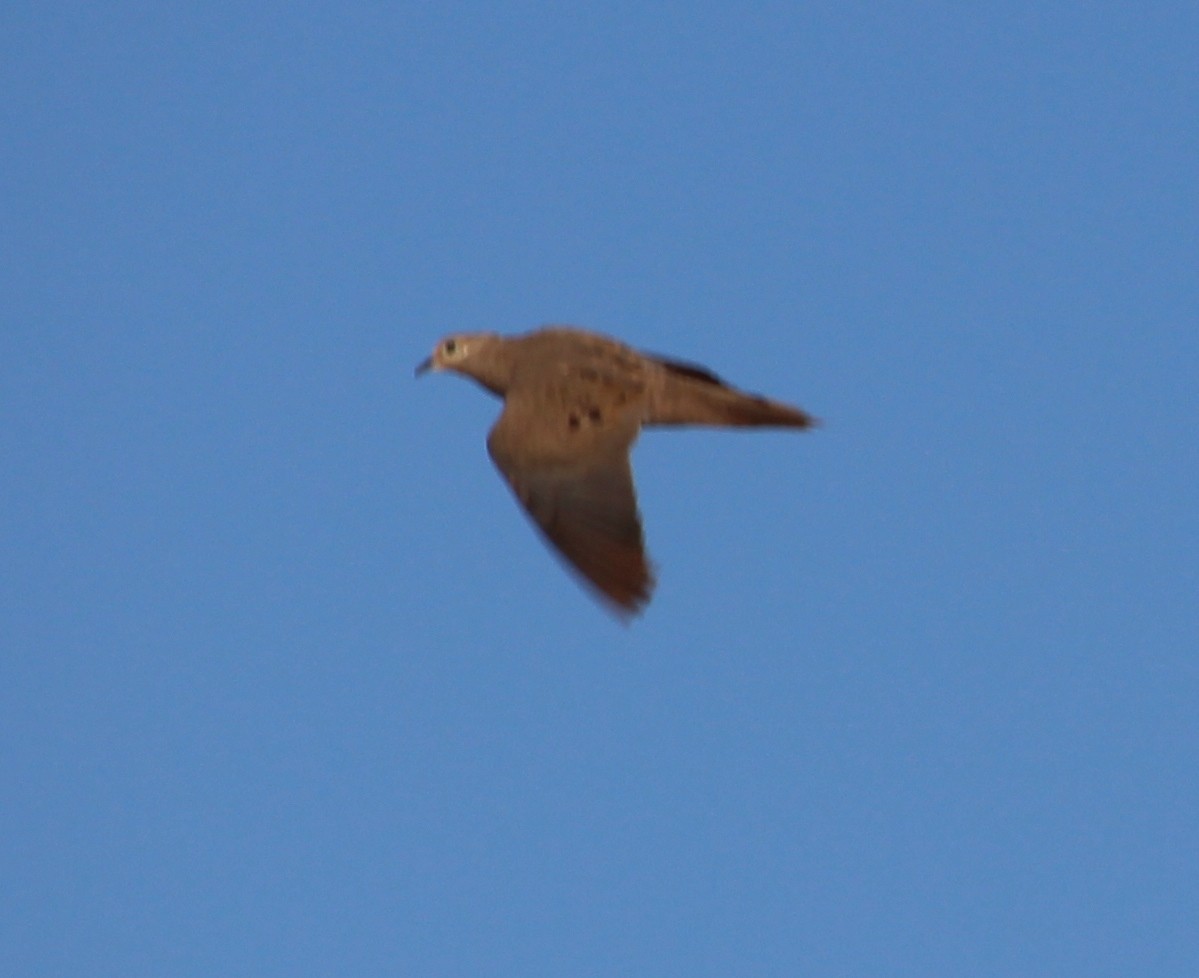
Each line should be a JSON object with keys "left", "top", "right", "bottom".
{"left": 417, "top": 326, "right": 816, "bottom": 618}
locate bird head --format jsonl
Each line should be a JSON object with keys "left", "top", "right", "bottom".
{"left": 415, "top": 332, "right": 509, "bottom": 396}
{"left": 416, "top": 333, "right": 475, "bottom": 376}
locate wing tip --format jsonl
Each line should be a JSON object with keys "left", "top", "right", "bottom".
{"left": 595, "top": 558, "right": 657, "bottom": 621}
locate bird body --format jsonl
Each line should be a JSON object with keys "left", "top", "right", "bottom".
{"left": 417, "top": 326, "right": 815, "bottom": 617}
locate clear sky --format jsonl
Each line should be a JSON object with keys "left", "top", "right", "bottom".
{"left": 3, "top": 3, "right": 1196, "bottom": 975}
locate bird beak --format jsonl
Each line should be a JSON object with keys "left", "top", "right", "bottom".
{"left": 414, "top": 355, "right": 434, "bottom": 377}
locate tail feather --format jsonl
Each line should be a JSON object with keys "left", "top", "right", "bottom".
{"left": 645, "top": 359, "right": 817, "bottom": 429}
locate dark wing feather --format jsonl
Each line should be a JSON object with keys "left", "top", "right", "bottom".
{"left": 645, "top": 353, "right": 728, "bottom": 387}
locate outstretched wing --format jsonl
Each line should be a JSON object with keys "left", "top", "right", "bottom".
{"left": 486, "top": 382, "right": 654, "bottom": 616}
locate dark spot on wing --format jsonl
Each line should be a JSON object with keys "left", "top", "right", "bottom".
{"left": 568, "top": 413, "right": 581, "bottom": 430}
{"left": 588, "top": 407, "right": 602, "bottom": 423}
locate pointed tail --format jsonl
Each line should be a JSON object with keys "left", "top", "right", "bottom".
{"left": 644, "top": 356, "right": 817, "bottom": 429}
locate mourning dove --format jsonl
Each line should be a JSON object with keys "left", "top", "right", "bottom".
{"left": 416, "top": 326, "right": 816, "bottom": 618}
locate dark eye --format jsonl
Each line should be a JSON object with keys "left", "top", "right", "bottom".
{"left": 443, "top": 338, "right": 457, "bottom": 355}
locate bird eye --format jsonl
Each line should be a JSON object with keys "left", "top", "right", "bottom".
{"left": 443, "top": 338, "right": 458, "bottom": 355}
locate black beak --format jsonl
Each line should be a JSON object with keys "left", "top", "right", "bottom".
{"left": 415, "top": 356, "right": 433, "bottom": 377}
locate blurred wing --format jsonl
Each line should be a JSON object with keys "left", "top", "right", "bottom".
{"left": 486, "top": 393, "right": 654, "bottom": 616}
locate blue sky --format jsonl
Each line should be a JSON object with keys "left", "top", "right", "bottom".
{"left": 3, "top": 3, "right": 1196, "bottom": 975}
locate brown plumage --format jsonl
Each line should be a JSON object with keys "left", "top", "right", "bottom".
{"left": 416, "top": 326, "right": 816, "bottom": 618}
